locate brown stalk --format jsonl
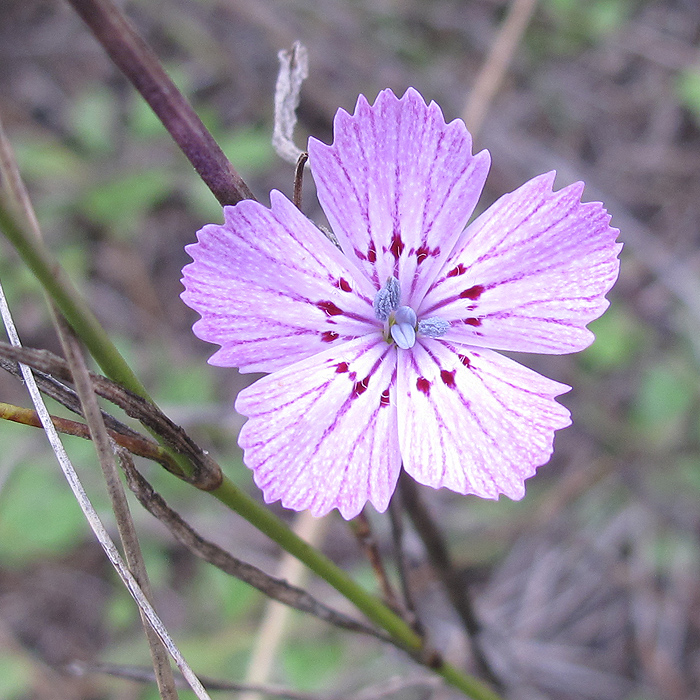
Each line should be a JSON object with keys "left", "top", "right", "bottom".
{"left": 66, "top": 0, "right": 255, "bottom": 206}
{"left": 399, "top": 474, "right": 503, "bottom": 690}
{"left": 119, "top": 452, "right": 391, "bottom": 643}
{"left": 0, "top": 401, "right": 179, "bottom": 473}
{"left": 1, "top": 114, "right": 180, "bottom": 698}
{"left": 462, "top": 0, "right": 539, "bottom": 139}
{"left": 60, "top": 322, "right": 179, "bottom": 699}
{"left": 0, "top": 341, "right": 221, "bottom": 489}
{"left": 350, "top": 511, "right": 402, "bottom": 613}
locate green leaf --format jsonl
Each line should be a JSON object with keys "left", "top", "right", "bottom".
{"left": 0, "top": 653, "right": 31, "bottom": 699}
{"left": 580, "top": 302, "right": 644, "bottom": 370}
{"left": 0, "top": 446, "right": 88, "bottom": 565}
{"left": 12, "top": 136, "right": 82, "bottom": 182}
{"left": 79, "top": 168, "right": 174, "bottom": 238}
{"left": 676, "top": 68, "right": 700, "bottom": 124}
{"left": 283, "top": 636, "right": 343, "bottom": 689}
{"left": 154, "top": 361, "right": 216, "bottom": 405}
{"left": 71, "top": 87, "right": 117, "bottom": 154}
{"left": 219, "top": 126, "right": 276, "bottom": 175}
{"left": 632, "top": 360, "right": 695, "bottom": 445}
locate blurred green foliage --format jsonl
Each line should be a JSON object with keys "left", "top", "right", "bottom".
{"left": 535, "top": 0, "right": 634, "bottom": 53}
{"left": 0, "top": 425, "right": 107, "bottom": 566}
{"left": 0, "top": 652, "right": 31, "bottom": 700}
{"left": 581, "top": 302, "right": 645, "bottom": 371}
{"left": 676, "top": 68, "right": 700, "bottom": 126}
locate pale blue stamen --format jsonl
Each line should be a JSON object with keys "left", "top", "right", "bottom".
{"left": 373, "top": 276, "right": 400, "bottom": 321}
{"left": 418, "top": 317, "right": 451, "bottom": 338}
{"left": 374, "top": 280, "right": 448, "bottom": 349}
{"left": 391, "top": 305, "right": 417, "bottom": 349}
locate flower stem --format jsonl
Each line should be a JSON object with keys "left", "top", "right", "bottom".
{"left": 66, "top": 0, "right": 254, "bottom": 206}
{"left": 211, "top": 476, "right": 502, "bottom": 700}
{"left": 0, "top": 198, "right": 500, "bottom": 700}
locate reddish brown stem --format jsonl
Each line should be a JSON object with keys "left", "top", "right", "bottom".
{"left": 67, "top": 0, "right": 255, "bottom": 206}
{"left": 0, "top": 401, "right": 178, "bottom": 471}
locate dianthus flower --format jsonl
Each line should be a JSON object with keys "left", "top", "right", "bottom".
{"left": 181, "top": 88, "right": 621, "bottom": 519}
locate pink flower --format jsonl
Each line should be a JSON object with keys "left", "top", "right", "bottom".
{"left": 181, "top": 88, "right": 621, "bottom": 519}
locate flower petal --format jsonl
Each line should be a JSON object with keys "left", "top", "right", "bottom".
{"left": 308, "top": 88, "right": 491, "bottom": 306}
{"left": 420, "top": 173, "right": 622, "bottom": 354}
{"left": 181, "top": 191, "right": 378, "bottom": 373}
{"left": 236, "top": 336, "right": 400, "bottom": 519}
{"left": 397, "top": 339, "right": 571, "bottom": 499}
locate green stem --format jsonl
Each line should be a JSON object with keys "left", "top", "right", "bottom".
{"left": 0, "top": 199, "right": 500, "bottom": 700}
{"left": 211, "top": 476, "right": 421, "bottom": 646}
{"left": 0, "top": 199, "right": 152, "bottom": 402}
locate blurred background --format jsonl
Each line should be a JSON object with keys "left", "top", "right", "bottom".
{"left": 0, "top": 0, "right": 699, "bottom": 698}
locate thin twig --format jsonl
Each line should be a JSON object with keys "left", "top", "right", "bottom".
{"left": 0, "top": 341, "right": 221, "bottom": 489}
{"left": 0, "top": 400, "right": 181, "bottom": 474}
{"left": 66, "top": 0, "right": 254, "bottom": 205}
{"left": 293, "top": 152, "right": 309, "bottom": 209}
{"left": 59, "top": 321, "right": 179, "bottom": 699}
{"left": 388, "top": 492, "right": 422, "bottom": 634}
{"left": 399, "top": 474, "right": 503, "bottom": 691}
{"left": 350, "top": 511, "right": 401, "bottom": 612}
{"left": 462, "top": 0, "right": 539, "bottom": 139}
{"left": 0, "top": 356, "right": 143, "bottom": 437}
{"left": 68, "top": 661, "right": 443, "bottom": 700}
{"left": 120, "top": 456, "right": 390, "bottom": 642}
{"left": 0, "top": 284, "right": 212, "bottom": 700}
{"left": 68, "top": 660, "right": 324, "bottom": 699}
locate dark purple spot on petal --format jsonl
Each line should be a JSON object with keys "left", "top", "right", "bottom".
{"left": 353, "top": 376, "right": 370, "bottom": 396}
{"left": 440, "top": 369, "right": 456, "bottom": 388}
{"left": 416, "top": 377, "right": 431, "bottom": 395}
{"left": 459, "top": 284, "right": 484, "bottom": 300}
{"left": 367, "top": 242, "right": 377, "bottom": 263}
{"left": 355, "top": 248, "right": 367, "bottom": 261}
{"left": 416, "top": 245, "right": 430, "bottom": 263}
{"left": 338, "top": 278, "right": 352, "bottom": 292}
{"left": 390, "top": 233, "right": 405, "bottom": 260}
{"left": 447, "top": 263, "right": 466, "bottom": 278}
{"left": 380, "top": 389, "right": 390, "bottom": 406}
{"left": 317, "top": 301, "right": 343, "bottom": 316}
{"left": 349, "top": 371, "right": 357, "bottom": 381}
{"left": 336, "top": 362, "right": 349, "bottom": 373}
{"left": 322, "top": 331, "right": 339, "bottom": 342}
{"left": 458, "top": 354, "right": 471, "bottom": 367}
{"left": 463, "top": 317, "right": 482, "bottom": 327}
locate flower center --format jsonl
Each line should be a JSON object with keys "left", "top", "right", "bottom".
{"left": 373, "top": 277, "right": 450, "bottom": 349}
{"left": 391, "top": 306, "right": 417, "bottom": 349}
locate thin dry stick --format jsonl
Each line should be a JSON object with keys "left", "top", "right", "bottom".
{"left": 0, "top": 115, "right": 179, "bottom": 699}
{"left": 462, "top": 0, "right": 539, "bottom": 139}
{"left": 70, "top": 661, "right": 442, "bottom": 700}
{"left": 60, "top": 323, "right": 179, "bottom": 700}
{"left": 0, "top": 282, "right": 211, "bottom": 700}
{"left": 350, "top": 512, "right": 402, "bottom": 612}
{"left": 0, "top": 341, "right": 221, "bottom": 488}
{"left": 66, "top": 0, "right": 254, "bottom": 205}
{"left": 120, "top": 456, "right": 388, "bottom": 640}
{"left": 0, "top": 400, "right": 181, "bottom": 473}
{"left": 388, "top": 493, "right": 422, "bottom": 634}
{"left": 242, "top": 511, "right": 329, "bottom": 700}
{"left": 399, "top": 474, "right": 502, "bottom": 691}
